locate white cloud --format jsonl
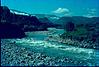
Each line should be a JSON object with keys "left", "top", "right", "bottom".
{"left": 52, "top": 8, "right": 71, "bottom": 16}
{"left": 83, "top": 14, "right": 95, "bottom": 18}
{"left": 83, "top": 8, "right": 97, "bottom": 18}
{"left": 88, "top": 8, "right": 97, "bottom": 14}
{"left": 53, "top": 8, "right": 70, "bottom": 14}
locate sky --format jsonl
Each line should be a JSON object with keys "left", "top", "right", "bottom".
{"left": 1, "top": 0, "right": 99, "bottom": 17}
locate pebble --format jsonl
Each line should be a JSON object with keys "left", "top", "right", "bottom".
{"left": 1, "top": 39, "right": 95, "bottom": 66}
{"left": 37, "top": 62, "right": 45, "bottom": 66}
{"left": 21, "top": 60, "right": 26, "bottom": 63}
{"left": 74, "top": 61, "right": 78, "bottom": 64}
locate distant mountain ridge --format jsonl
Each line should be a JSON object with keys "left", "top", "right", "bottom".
{"left": 10, "top": 9, "right": 58, "bottom": 18}
{"left": 10, "top": 9, "right": 30, "bottom": 14}
{"left": 1, "top": 6, "right": 59, "bottom": 32}
{"left": 54, "top": 16, "right": 99, "bottom": 26}
{"left": 1, "top": 6, "right": 99, "bottom": 29}
{"left": 9, "top": 8, "right": 99, "bottom": 26}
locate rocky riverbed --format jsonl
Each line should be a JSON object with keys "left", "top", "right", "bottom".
{"left": 1, "top": 39, "right": 88, "bottom": 66}
{"left": 47, "top": 36, "right": 97, "bottom": 49}
{"left": 1, "top": 31, "right": 98, "bottom": 66}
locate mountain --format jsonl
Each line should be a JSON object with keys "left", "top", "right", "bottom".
{"left": 0, "top": 6, "right": 25, "bottom": 38}
{"left": 10, "top": 9, "right": 30, "bottom": 16}
{"left": 39, "top": 17, "right": 53, "bottom": 23}
{"left": 1, "top": 6, "right": 59, "bottom": 32}
{"left": 32, "top": 14, "right": 58, "bottom": 18}
{"left": 54, "top": 16, "right": 99, "bottom": 26}
{"left": 1, "top": 6, "right": 99, "bottom": 31}
{"left": 39, "top": 17, "right": 62, "bottom": 28}
{"left": 31, "top": 14, "right": 60, "bottom": 23}
{"left": 9, "top": 8, "right": 60, "bottom": 28}
{"left": 0, "top": 23, "right": 25, "bottom": 38}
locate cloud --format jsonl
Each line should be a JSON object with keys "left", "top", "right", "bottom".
{"left": 88, "top": 8, "right": 97, "bottom": 14}
{"left": 83, "top": 14, "right": 95, "bottom": 18}
{"left": 52, "top": 8, "right": 71, "bottom": 16}
{"left": 83, "top": 8, "right": 97, "bottom": 18}
{"left": 53, "top": 8, "right": 70, "bottom": 14}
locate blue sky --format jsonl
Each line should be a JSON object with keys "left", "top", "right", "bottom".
{"left": 1, "top": 0, "right": 99, "bottom": 17}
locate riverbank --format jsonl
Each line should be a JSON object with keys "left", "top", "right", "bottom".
{"left": 1, "top": 39, "right": 89, "bottom": 66}
{"left": 1, "top": 31, "right": 97, "bottom": 66}
{"left": 46, "top": 36, "right": 97, "bottom": 49}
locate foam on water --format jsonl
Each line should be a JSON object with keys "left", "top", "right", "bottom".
{"left": 14, "top": 38, "right": 95, "bottom": 60}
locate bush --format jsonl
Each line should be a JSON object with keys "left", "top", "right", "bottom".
{"left": 65, "top": 22, "right": 75, "bottom": 31}
{"left": 61, "top": 24, "right": 88, "bottom": 41}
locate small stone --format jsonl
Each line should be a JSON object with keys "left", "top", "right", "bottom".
{"left": 36, "top": 56, "right": 41, "bottom": 59}
{"left": 28, "top": 53, "right": 32, "bottom": 56}
{"left": 21, "top": 60, "right": 26, "bottom": 63}
{"left": 64, "top": 58, "right": 68, "bottom": 61}
{"left": 74, "top": 61, "right": 78, "bottom": 64}
{"left": 93, "top": 46, "right": 96, "bottom": 48}
{"left": 41, "top": 55, "right": 47, "bottom": 58}
{"left": 67, "top": 60, "right": 69, "bottom": 63}
{"left": 37, "top": 62, "right": 45, "bottom": 66}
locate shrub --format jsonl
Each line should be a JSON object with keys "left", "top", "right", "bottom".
{"left": 64, "top": 22, "right": 75, "bottom": 31}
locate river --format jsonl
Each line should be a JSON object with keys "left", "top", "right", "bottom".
{"left": 10, "top": 31, "right": 98, "bottom": 66}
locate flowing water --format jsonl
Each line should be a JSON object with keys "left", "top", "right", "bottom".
{"left": 10, "top": 31, "right": 98, "bottom": 66}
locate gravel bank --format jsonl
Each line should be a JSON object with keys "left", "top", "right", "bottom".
{"left": 1, "top": 39, "right": 91, "bottom": 66}
{"left": 46, "top": 35, "right": 97, "bottom": 49}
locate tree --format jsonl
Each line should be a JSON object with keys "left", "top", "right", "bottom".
{"left": 65, "top": 21, "right": 75, "bottom": 31}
